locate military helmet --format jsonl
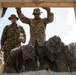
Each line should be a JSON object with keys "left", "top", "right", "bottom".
{"left": 47, "top": 36, "right": 61, "bottom": 47}
{"left": 52, "top": 36, "right": 61, "bottom": 44}
{"left": 33, "top": 8, "right": 42, "bottom": 14}
{"left": 8, "top": 14, "right": 19, "bottom": 20}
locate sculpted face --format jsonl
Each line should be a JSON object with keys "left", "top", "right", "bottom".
{"left": 34, "top": 13, "right": 41, "bottom": 20}
{"left": 19, "top": 33, "right": 24, "bottom": 42}
{"left": 10, "top": 18, "right": 17, "bottom": 23}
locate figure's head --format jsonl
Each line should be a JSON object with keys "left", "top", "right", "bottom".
{"left": 33, "top": 8, "right": 42, "bottom": 19}
{"left": 45, "top": 36, "right": 62, "bottom": 53}
{"left": 19, "top": 33, "right": 25, "bottom": 43}
{"left": 21, "top": 45, "right": 35, "bottom": 61}
{"left": 8, "top": 14, "right": 19, "bottom": 23}
{"left": 51, "top": 36, "right": 61, "bottom": 48}
{"left": 52, "top": 36, "right": 61, "bottom": 44}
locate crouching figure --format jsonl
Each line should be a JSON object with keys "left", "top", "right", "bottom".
{"left": 44, "top": 35, "right": 76, "bottom": 72}
{"left": 4, "top": 45, "right": 37, "bottom": 73}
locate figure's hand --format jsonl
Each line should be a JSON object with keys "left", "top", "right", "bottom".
{"left": 15, "top": 8, "right": 21, "bottom": 14}
{"left": 1, "top": 47, "right": 4, "bottom": 52}
{"left": 15, "top": 8, "right": 21, "bottom": 10}
{"left": 42, "top": 7, "right": 50, "bottom": 11}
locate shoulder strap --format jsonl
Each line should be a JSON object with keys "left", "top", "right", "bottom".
{"left": 10, "top": 25, "right": 21, "bottom": 34}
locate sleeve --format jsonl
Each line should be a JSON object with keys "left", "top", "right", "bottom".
{"left": 2, "top": 8, "right": 7, "bottom": 17}
{"left": 1, "top": 26, "right": 8, "bottom": 47}
{"left": 16, "top": 8, "right": 31, "bottom": 24}
{"left": 43, "top": 8, "right": 54, "bottom": 25}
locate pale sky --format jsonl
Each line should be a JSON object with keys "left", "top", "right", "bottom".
{"left": 0, "top": 7, "right": 76, "bottom": 45}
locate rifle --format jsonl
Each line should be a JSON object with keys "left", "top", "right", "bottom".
{"left": 35, "top": 40, "right": 40, "bottom": 69}
{"left": 15, "top": 46, "right": 26, "bottom": 73}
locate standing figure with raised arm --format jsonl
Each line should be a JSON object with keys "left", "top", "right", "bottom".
{"left": 16, "top": 7, "right": 54, "bottom": 46}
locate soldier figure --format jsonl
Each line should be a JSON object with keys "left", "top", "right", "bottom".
{"left": 35, "top": 40, "right": 55, "bottom": 71}
{"left": 44, "top": 36, "right": 76, "bottom": 72}
{"left": 16, "top": 7, "right": 54, "bottom": 46}
{"left": 6, "top": 45, "right": 37, "bottom": 73}
{"left": 1, "top": 14, "right": 26, "bottom": 68}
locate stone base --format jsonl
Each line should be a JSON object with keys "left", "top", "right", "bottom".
{"left": 0, "top": 70, "right": 76, "bottom": 75}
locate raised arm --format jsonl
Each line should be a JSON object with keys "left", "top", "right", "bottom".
{"left": 42, "top": 7, "right": 54, "bottom": 24}
{"left": 2, "top": 8, "right": 7, "bottom": 17}
{"left": 16, "top": 8, "right": 31, "bottom": 24}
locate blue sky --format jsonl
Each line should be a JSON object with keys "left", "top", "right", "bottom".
{"left": 0, "top": 7, "right": 76, "bottom": 45}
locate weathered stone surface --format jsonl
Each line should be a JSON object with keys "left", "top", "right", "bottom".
{"left": 0, "top": 71, "right": 76, "bottom": 75}
{"left": 68, "top": 42, "right": 76, "bottom": 58}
